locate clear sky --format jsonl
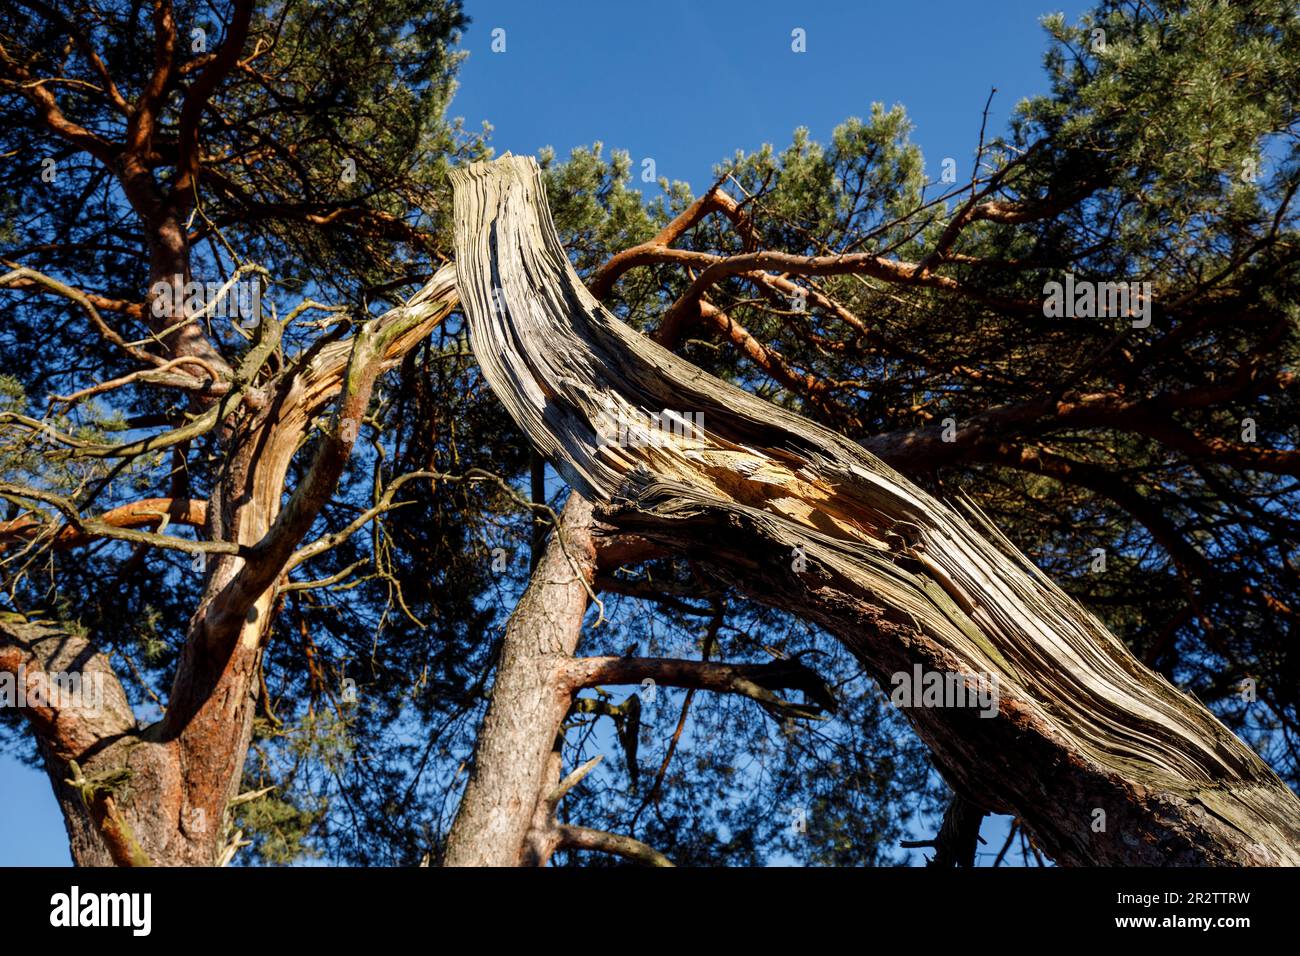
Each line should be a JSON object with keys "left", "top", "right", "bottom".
{"left": 0, "top": 0, "right": 1086, "bottom": 866}
{"left": 450, "top": 0, "right": 1088, "bottom": 194}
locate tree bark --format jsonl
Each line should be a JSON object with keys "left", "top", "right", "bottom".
{"left": 443, "top": 494, "right": 598, "bottom": 866}
{"left": 2, "top": 614, "right": 150, "bottom": 866}
{"left": 5, "top": 266, "right": 458, "bottom": 865}
{"left": 448, "top": 155, "right": 1300, "bottom": 866}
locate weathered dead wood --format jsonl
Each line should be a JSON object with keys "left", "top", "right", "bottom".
{"left": 2, "top": 266, "right": 458, "bottom": 866}
{"left": 449, "top": 155, "right": 1300, "bottom": 866}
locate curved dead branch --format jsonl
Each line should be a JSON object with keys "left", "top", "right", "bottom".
{"left": 448, "top": 154, "right": 1300, "bottom": 866}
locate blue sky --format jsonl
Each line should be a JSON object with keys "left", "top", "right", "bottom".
{"left": 450, "top": 0, "right": 1087, "bottom": 195}
{"left": 0, "top": 0, "right": 1086, "bottom": 866}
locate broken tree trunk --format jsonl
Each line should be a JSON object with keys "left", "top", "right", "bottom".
{"left": 449, "top": 155, "right": 1300, "bottom": 866}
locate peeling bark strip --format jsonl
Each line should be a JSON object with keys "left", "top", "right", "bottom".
{"left": 449, "top": 155, "right": 1300, "bottom": 866}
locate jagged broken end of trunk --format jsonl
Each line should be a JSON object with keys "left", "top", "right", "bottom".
{"left": 449, "top": 154, "right": 1300, "bottom": 866}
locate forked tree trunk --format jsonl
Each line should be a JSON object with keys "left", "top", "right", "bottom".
{"left": 448, "top": 155, "right": 1300, "bottom": 866}
{"left": 2, "top": 267, "right": 458, "bottom": 866}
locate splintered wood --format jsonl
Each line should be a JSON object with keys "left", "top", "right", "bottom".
{"left": 449, "top": 155, "right": 1300, "bottom": 865}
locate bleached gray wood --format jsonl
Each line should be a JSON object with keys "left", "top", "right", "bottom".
{"left": 450, "top": 155, "right": 1300, "bottom": 865}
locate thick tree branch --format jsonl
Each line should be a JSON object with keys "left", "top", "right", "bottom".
{"left": 589, "top": 177, "right": 737, "bottom": 299}
{"left": 195, "top": 264, "right": 457, "bottom": 643}
{"left": 0, "top": 267, "right": 164, "bottom": 369}
{"left": 0, "top": 496, "right": 207, "bottom": 550}
{"left": 0, "top": 484, "right": 232, "bottom": 559}
{"left": 170, "top": 0, "right": 254, "bottom": 203}
{"left": 554, "top": 824, "right": 675, "bottom": 867}
{"left": 0, "top": 613, "right": 136, "bottom": 759}
{"left": 448, "top": 155, "right": 1300, "bottom": 866}
{"left": 0, "top": 46, "right": 117, "bottom": 163}
{"left": 563, "top": 655, "right": 836, "bottom": 720}
{"left": 901, "top": 792, "right": 988, "bottom": 867}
